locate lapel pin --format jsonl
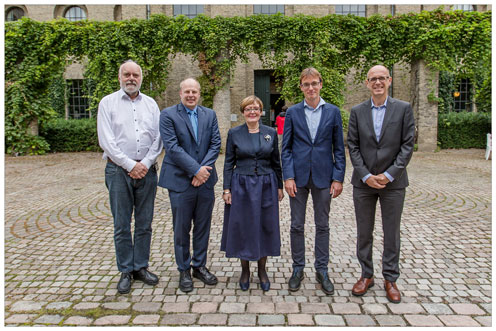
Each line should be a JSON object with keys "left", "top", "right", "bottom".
{"left": 264, "top": 134, "right": 271, "bottom": 142}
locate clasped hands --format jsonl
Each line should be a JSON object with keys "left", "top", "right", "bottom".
{"left": 192, "top": 166, "right": 212, "bottom": 187}
{"left": 365, "top": 173, "right": 390, "bottom": 189}
{"left": 128, "top": 162, "right": 148, "bottom": 179}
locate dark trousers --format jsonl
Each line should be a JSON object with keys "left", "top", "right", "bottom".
{"left": 169, "top": 184, "right": 215, "bottom": 272}
{"left": 353, "top": 186, "right": 405, "bottom": 282}
{"left": 289, "top": 178, "right": 331, "bottom": 273}
{"left": 105, "top": 162, "right": 157, "bottom": 273}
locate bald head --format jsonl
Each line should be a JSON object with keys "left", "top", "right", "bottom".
{"left": 367, "top": 65, "right": 389, "bottom": 79}
{"left": 365, "top": 65, "right": 392, "bottom": 103}
{"left": 179, "top": 78, "right": 201, "bottom": 109}
{"left": 118, "top": 60, "right": 142, "bottom": 98}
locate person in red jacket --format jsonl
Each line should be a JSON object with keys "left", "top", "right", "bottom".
{"left": 275, "top": 105, "right": 287, "bottom": 154}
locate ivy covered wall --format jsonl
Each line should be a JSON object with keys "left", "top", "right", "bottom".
{"left": 5, "top": 10, "right": 491, "bottom": 155}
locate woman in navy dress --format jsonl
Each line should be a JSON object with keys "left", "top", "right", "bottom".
{"left": 221, "top": 95, "right": 283, "bottom": 291}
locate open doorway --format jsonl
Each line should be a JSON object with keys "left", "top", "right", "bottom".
{"left": 254, "top": 70, "right": 285, "bottom": 126}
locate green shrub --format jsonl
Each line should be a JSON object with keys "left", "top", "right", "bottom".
{"left": 40, "top": 118, "right": 101, "bottom": 152}
{"left": 438, "top": 112, "right": 491, "bottom": 149}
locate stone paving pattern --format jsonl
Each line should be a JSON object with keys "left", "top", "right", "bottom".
{"left": 5, "top": 149, "right": 491, "bottom": 326}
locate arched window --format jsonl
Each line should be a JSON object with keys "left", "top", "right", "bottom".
{"left": 64, "top": 6, "right": 87, "bottom": 21}
{"left": 6, "top": 7, "right": 25, "bottom": 22}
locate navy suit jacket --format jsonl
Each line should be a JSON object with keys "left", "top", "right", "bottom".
{"left": 281, "top": 101, "right": 346, "bottom": 189}
{"left": 223, "top": 123, "right": 283, "bottom": 190}
{"left": 347, "top": 97, "right": 415, "bottom": 189}
{"left": 158, "top": 103, "right": 221, "bottom": 192}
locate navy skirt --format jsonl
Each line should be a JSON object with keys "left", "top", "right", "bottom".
{"left": 221, "top": 172, "right": 281, "bottom": 261}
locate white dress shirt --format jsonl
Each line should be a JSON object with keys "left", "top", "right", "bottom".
{"left": 97, "top": 89, "right": 163, "bottom": 172}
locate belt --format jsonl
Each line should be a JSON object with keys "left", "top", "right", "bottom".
{"left": 107, "top": 158, "right": 141, "bottom": 165}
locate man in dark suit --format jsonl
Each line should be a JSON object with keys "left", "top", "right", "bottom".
{"left": 347, "top": 65, "right": 415, "bottom": 303}
{"left": 281, "top": 67, "right": 346, "bottom": 295}
{"left": 158, "top": 78, "right": 221, "bottom": 293}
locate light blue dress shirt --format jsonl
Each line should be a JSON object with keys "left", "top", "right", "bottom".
{"left": 304, "top": 97, "right": 326, "bottom": 143}
{"left": 362, "top": 97, "right": 394, "bottom": 184}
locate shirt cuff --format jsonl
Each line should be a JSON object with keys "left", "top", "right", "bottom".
{"left": 194, "top": 167, "right": 201, "bottom": 176}
{"left": 384, "top": 171, "right": 394, "bottom": 182}
{"left": 362, "top": 174, "right": 372, "bottom": 183}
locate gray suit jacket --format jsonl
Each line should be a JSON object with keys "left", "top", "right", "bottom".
{"left": 347, "top": 97, "right": 415, "bottom": 189}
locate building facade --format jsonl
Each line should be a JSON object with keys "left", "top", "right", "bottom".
{"left": 5, "top": 4, "right": 491, "bottom": 151}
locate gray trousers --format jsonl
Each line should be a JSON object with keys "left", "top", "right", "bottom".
{"left": 289, "top": 178, "right": 331, "bottom": 273}
{"left": 353, "top": 186, "right": 405, "bottom": 282}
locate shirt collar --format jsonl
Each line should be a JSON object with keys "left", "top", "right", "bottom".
{"left": 304, "top": 97, "right": 326, "bottom": 111}
{"left": 371, "top": 96, "right": 388, "bottom": 109}
{"left": 119, "top": 88, "right": 142, "bottom": 101}
{"left": 183, "top": 103, "right": 198, "bottom": 114}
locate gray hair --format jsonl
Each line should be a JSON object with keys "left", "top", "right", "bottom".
{"left": 119, "top": 59, "right": 143, "bottom": 77}
{"left": 179, "top": 77, "right": 201, "bottom": 90}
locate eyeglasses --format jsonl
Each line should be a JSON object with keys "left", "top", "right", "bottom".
{"left": 367, "top": 76, "right": 390, "bottom": 83}
{"left": 300, "top": 81, "right": 321, "bottom": 89}
{"left": 244, "top": 107, "right": 261, "bottom": 113}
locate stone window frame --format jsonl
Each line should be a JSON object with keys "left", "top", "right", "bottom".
{"left": 335, "top": 4, "right": 366, "bottom": 17}
{"left": 64, "top": 5, "right": 87, "bottom": 21}
{"left": 453, "top": 78, "right": 473, "bottom": 112}
{"left": 173, "top": 5, "right": 204, "bottom": 18}
{"left": 253, "top": 5, "right": 285, "bottom": 15}
{"left": 5, "top": 6, "right": 25, "bottom": 22}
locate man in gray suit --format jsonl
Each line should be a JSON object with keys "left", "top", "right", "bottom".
{"left": 158, "top": 78, "right": 221, "bottom": 293}
{"left": 347, "top": 65, "right": 415, "bottom": 303}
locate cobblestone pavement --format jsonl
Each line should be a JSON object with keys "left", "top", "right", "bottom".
{"left": 5, "top": 149, "right": 491, "bottom": 326}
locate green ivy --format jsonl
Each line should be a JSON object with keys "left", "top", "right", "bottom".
{"left": 5, "top": 9, "right": 492, "bottom": 155}
{"left": 438, "top": 112, "right": 491, "bottom": 149}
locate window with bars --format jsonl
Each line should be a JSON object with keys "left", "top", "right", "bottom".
{"left": 67, "top": 80, "right": 90, "bottom": 119}
{"left": 452, "top": 4, "right": 474, "bottom": 12}
{"left": 173, "top": 5, "right": 204, "bottom": 18}
{"left": 6, "top": 7, "right": 25, "bottom": 21}
{"left": 453, "top": 79, "right": 473, "bottom": 112}
{"left": 253, "top": 5, "right": 285, "bottom": 15}
{"left": 335, "top": 5, "right": 366, "bottom": 17}
{"left": 64, "top": 6, "right": 87, "bottom": 21}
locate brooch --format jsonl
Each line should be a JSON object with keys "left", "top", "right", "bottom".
{"left": 264, "top": 134, "right": 271, "bottom": 142}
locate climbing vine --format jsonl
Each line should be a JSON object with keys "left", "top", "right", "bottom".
{"left": 5, "top": 9, "right": 491, "bottom": 155}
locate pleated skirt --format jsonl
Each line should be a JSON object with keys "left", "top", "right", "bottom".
{"left": 221, "top": 172, "right": 281, "bottom": 261}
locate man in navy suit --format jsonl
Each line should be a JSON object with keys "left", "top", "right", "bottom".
{"left": 281, "top": 67, "right": 346, "bottom": 295}
{"left": 158, "top": 78, "right": 221, "bottom": 293}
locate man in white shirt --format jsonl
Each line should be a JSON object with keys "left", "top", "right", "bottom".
{"left": 97, "top": 60, "right": 163, "bottom": 294}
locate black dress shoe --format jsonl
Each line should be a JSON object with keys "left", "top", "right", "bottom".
{"left": 179, "top": 270, "right": 193, "bottom": 293}
{"left": 133, "top": 267, "right": 159, "bottom": 286}
{"left": 288, "top": 269, "right": 304, "bottom": 292}
{"left": 316, "top": 271, "right": 334, "bottom": 295}
{"left": 192, "top": 266, "right": 218, "bottom": 285}
{"left": 117, "top": 272, "right": 132, "bottom": 294}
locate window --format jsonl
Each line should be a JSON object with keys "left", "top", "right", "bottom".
{"left": 452, "top": 4, "right": 474, "bottom": 12}
{"left": 64, "top": 6, "right": 86, "bottom": 21}
{"left": 335, "top": 5, "right": 366, "bottom": 17}
{"left": 67, "top": 80, "right": 90, "bottom": 119}
{"left": 453, "top": 79, "right": 473, "bottom": 112}
{"left": 173, "top": 5, "right": 204, "bottom": 18}
{"left": 253, "top": 5, "right": 285, "bottom": 15}
{"left": 6, "top": 7, "right": 25, "bottom": 22}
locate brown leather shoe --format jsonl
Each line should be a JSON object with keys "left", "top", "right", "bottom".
{"left": 351, "top": 277, "right": 374, "bottom": 296}
{"left": 384, "top": 280, "right": 401, "bottom": 303}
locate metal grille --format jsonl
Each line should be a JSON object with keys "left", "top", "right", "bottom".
{"left": 67, "top": 80, "right": 90, "bottom": 119}
{"left": 453, "top": 78, "right": 473, "bottom": 112}
{"left": 335, "top": 5, "right": 366, "bottom": 17}
{"left": 173, "top": 5, "right": 204, "bottom": 18}
{"left": 64, "top": 6, "right": 87, "bottom": 21}
{"left": 6, "top": 7, "right": 25, "bottom": 21}
{"left": 253, "top": 5, "right": 285, "bottom": 15}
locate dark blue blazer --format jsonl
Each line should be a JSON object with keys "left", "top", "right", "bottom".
{"left": 281, "top": 100, "right": 346, "bottom": 189}
{"left": 158, "top": 103, "right": 221, "bottom": 192}
{"left": 223, "top": 124, "right": 283, "bottom": 190}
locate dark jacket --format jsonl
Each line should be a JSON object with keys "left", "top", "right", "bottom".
{"left": 223, "top": 123, "right": 283, "bottom": 190}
